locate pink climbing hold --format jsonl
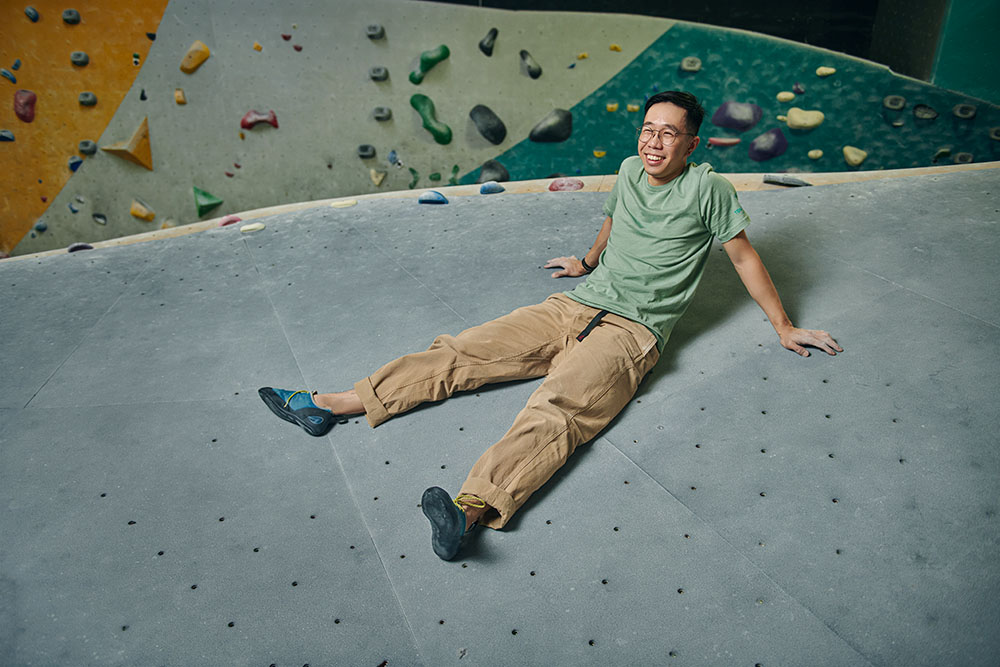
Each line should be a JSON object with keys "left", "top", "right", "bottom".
{"left": 708, "top": 137, "right": 741, "bottom": 147}
{"left": 218, "top": 214, "right": 242, "bottom": 227}
{"left": 14, "top": 89, "right": 36, "bottom": 123}
{"left": 240, "top": 109, "right": 278, "bottom": 129}
{"left": 548, "top": 177, "right": 585, "bottom": 192}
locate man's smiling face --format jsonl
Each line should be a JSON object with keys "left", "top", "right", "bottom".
{"left": 638, "top": 102, "right": 700, "bottom": 186}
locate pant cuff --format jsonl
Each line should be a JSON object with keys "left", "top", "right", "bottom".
{"left": 460, "top": 477, "right": 517, "bottom": 530}
{"left": 354, "top": 376, "right": 390, "bottom": 428}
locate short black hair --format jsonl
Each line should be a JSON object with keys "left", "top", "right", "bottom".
{"left": 643, "top": 91, "right": 705, "bottom": 135}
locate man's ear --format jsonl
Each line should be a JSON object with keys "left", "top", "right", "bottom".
{"left": 686, "top": 135, "right": 700, "bottom": 157}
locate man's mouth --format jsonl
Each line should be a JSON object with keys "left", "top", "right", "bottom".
{"left": 645, "top": 154, "right": 665, "bottom": 164}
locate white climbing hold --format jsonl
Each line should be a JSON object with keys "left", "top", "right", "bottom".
{"left": 240, "top": 222, "right": 266, "bottom": 233}
{"left": 330, "top": 199, "right": 358, "bottom": 208}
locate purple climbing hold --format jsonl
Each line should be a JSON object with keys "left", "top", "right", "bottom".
{"left": 14, "top": 89, "right": 36, "bottom": 122}
{"left": 2, "top": 69, "right": 16, "bottom": 84}
{"left": 793, "top": 82, "right": 805, "bottom": 95}
{"left": 67, "top": 242, "right": 94, "bottom": 253}
{"left": 479, "top": 28, "right": 498, "bottom": 56}
{"left": 711, "top": 102, "right": 763, "bottom": 132}
{"left": 418, "top": 190, "right": 448, "bottom": 204}
{"left": 0, "top": 129, "right": 14, "bottom": 141}
{"left": 519, "top": 50, "right": 542, "bottom": 79}
{"left": 68, "top": 155, "right": 83, "bottom": 171}
{"left": 25, "top": 6, "right": 39, "bottom": 22}
{"left": 748, "top": 128, "right": 788, "bottom": 161}
{"left": 529, "top": 109, "right": 572, "bottom": 142}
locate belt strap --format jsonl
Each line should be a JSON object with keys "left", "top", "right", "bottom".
{"left": 576, "top": 309, "right": 609, "bottom": 341}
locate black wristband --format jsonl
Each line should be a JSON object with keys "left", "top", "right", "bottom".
{"left": 581, "top": 256, "right": 596, "bottom": 273}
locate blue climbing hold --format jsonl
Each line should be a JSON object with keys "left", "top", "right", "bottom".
{"left": 68, "top": 202, "right": 79, "bottom": 213}
{"left": 480, "top": 181, "right": 505, "bottom": 195}
{"left": 68, "top": 156, "right": 83, "bottom": 172}
{"left": 12, "top": 59, "right": 21, "bottom": 71}
{"left": 1, "top": 69, "right": 15, "bottom": 84}
{"left": 0, "top": 130, "right": 13, "bottom": 142}
{"left": 25, "top": 7, "right": 39, "bottom": 22}
{"left": 34, "top": 221, "right": 47, "bottom": 233}
{"left": 418, "top": 190, "right": 448, "bottom": 205}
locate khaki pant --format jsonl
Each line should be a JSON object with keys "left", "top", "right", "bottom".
{"left": 354, "top": 293, "right": 660, "bottom": 529}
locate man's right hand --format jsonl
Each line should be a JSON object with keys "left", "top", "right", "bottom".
{"left": 544, "top": 255, "right": 588, "bottom": 278}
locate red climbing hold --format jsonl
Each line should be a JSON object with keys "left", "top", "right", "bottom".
{"left": 293, "top": 44, "right": 303, "bottom": 52}
{"left": 281, "top": 34, "right": 291, "bottom": 41}
{"left": 233, "top": 162, "right": 241, "bottom": 168}
{"left": 218, "top": 214, "right": 242, "bottom": 227}
{"left": 225, "top": 171, "right": 234, "bottom": 177}
{"left": 240, "top": 109, "right": 278, "bottom": 129}
{"left": 14, "top": 89, "right": 36, "bottom": 123}
{"left": 548, "top": 177, "right": 585, "bottom": 192}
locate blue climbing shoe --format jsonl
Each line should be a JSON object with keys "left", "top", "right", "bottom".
{"left": 258, "top": 387, "right": 335, "bottom": 437}
{"left": 421, "top": 487, "right": 484, "bottom": 561}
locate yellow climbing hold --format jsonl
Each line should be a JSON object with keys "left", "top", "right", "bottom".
{"left": 777, "top": 115, "right": 787, "bottom": 122}
{"left": 816, "top": 66, "right": 836, "bottom": 77}
{"left": 102, "top": 116, "right": 153, "bottom": 171}
{"left": 786, "top": 107, "right": 825, "bottom": 130}
{"left": 330, "top": 199, "right": 359, "bottom": 208}
{"left": 180, "top": 40, "right": 211, "bottom": 74}
{"left": 174, "top": 88, "right": 187, "bottom": 105}
{"left": 370, "top": 169, "right": 386, "bottom": 187}
{"left": 808, "top": 149, "right": 823, "bottom": 160}
{"left": 577, "top": 53, "right": 588, "bottom": 60}
{"left": 593, "top": 149, "right": 606, "bottom": 158}
{"left": 843, "top": 145, "right": 868, "bottom": 166}
{"left": 626, "top": 103, "right": 640, "bottom": 112}
{"left": 129, "top": 199, "right": 155, "bottom": 221}
{"left": 240, "top": 222, "right": 266, "bottom": 233}
{"left": 253, "top": 41, "right": 263, "bottom": 52}
{"left": 606, "top": 102, "right": 619, "bottom": 112}
{"left": 609, "top": 44, "right": 622, "bottom": 52}
{"left": 776, "top": 91, "right": 795, "bottom": 102}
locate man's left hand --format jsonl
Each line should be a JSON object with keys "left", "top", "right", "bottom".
{"left": 778, "top": 328, "right": 843, "bottom": 357}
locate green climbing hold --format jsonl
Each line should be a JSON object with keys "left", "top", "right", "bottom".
{"left": 193, "top": 186, "right": 223, "bottom": 216}
{"left": 410, "top": 94, "right": 451, "bottom": 145}
{"left": 408, "top": 167, "right": 419, "bottom": 189}
{"left": 409, "top": 45, "right": 450, "bottom": 84}
{"left": 448, "top": 164, "right": 460, "bottom": 186}
{"left": 429, "top": 172, "right": 441, "bottom": 181}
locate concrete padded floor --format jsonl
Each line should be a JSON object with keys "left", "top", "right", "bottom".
{"left": 2, "top": 168, "right": 998, "bottom": 666}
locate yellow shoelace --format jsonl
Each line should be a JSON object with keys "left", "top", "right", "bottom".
{"left": 453, "top": 493, "right": 486, "bottom": 510}
{"left": 283, "top": 390, "right": 309, "bottom": 407}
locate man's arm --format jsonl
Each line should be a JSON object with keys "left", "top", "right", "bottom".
{"left": 545, "top": 215, "right": 613, "bottom": 278}
{"left": 722, "top": 230, "right": 842, "bottom": 357}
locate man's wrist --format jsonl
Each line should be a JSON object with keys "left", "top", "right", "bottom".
{"left": 581, "top": 256, "right": 596, "bottom": 273}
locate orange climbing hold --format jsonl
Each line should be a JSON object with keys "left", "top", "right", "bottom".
{"left": 101, "top": 116, "right": 153, "bottom": 171}
{"left": 174, "top": 88, "right": 187, "bottom": 105}
{"left": 129, "top": 199, "right": 155, "bottom": 221}
{"left": 180, "top": 40, "right": 211, "bottom": 73}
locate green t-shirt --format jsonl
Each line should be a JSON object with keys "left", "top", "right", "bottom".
{"left": 566, "top": 157, "right": 750, "bottom": 351}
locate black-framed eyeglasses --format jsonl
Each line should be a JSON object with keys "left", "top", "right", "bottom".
{"left": 636, "top": 126, "right": 693, "bottom": 146}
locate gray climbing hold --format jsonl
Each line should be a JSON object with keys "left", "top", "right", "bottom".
{"left": 357, "top": 144, "right": 376, "bottom": 159}
{"left": 140, "top": 89, "right": 147, "bottom": 101}
{"left": 12, "top": 59, "right": 21, "bottom": 71}
{"left": 67, "top": 242, "right": 93, "bottom": 252}
{"left": 1, "top": 69, "right": 16, "bottom": 84}
{"left": 932, "top": 147, "right": 951, "bottom": 162}
{"left": 373, "top": 106, "right": 392, "bottom": 121}
{"left": 418, "top": 190, "right": 448, "bottom": 204}
{"left": 711, "top": 101, "right": 763, "bottom": 132}
{"left": 952, "top": 103, "right": 976, "bottom": 120}
{"left": 882, "top": 95, "right": 905, "bottom": 111}
{"left": 990, "top": 127, "right": 1000, "bottom": 142}
{"left": 34, "top": 221, "right": 47, "bottom": 232}
{"left": 25, "top": 6, "right": 39, "bottom": 22}
{"left": 529, "top": 109, "right": 572, "bottom": 142}
{"left": 480, "top": 181, "right": 505, "bottom": 194}
{"left": 913, "top": 104, "right": 938, "bottom": 120}
{"left": 469, "top": 104, "right": 506, "bottom": 145}
{"left": 78, "top": 139, "right": 96, "bottom": 154}
{"left": 680, "top": 56, "right": 701, "bottom": 73}
{"left": 71, "top": 51, "right": 89, "bottom": 67}
{"left": 479, "top": 27, "right": 498, "bottom": 56}
{"left": 369, "top": 66, "right": 388, "bottom": 81}
{"left": 68, "top": 155, "right": 82, "bottom": 171}
{"left": 92, "top": 213, "right": 107, "bottom": 225}
{"left": 366, "top": 24, "right": 385, "bottom": 40}
{"left": 78, "top": 91, "right": 97, "bottom": 106}
{"left": 62, "top": 8, "right": 80, "bottom": 24}
{"left": 519, "top": 50, "right": 542, "bottom": 79}
{"left": 478, "top": 159, "right": 509, "bottom": 183}
{"left": 748, "top": 128, "right": 788, "bottom": 161}
{"left": 763, "top": 173, "right": 811, "bottom": 187}
{"left": 954, "top": 152, "right": 974, "bottom": 164}
{"left": 0, "top": 129, "right": 14, "bottom": 142}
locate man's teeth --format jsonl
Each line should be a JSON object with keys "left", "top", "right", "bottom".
{"left": 646, "top": 155, "right": 664, "bottom": 163}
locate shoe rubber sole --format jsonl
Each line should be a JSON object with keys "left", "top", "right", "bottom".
{"left": 258, "top": 387, "right": 333, "bottom": 437}
{"left": 421, "top": 486, "right": 466, "bottom": 561}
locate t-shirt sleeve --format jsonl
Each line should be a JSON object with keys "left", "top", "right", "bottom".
{"left": 602, "top": 161, "right": 627, "bottom": 217}
{"left": 700, "top": 170, "right": 751, "bottom": 242}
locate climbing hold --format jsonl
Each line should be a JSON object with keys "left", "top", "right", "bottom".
{"left": 132, "top": 53, "right": 140, "bottom": 66}
{"left": 429, "top": 172, "right": 441, "bottom": 181}
{"left": 954, "top": 152, "right": 973, "bottom": 164}
{"left": 785, "top": 107, "right": 824, "bottom": 130}
{"left": 816, "top": 66, "right": 836, "bottom": 77}
{"left": 418, "top": 190, "right": 448, "bottom": 204}
{"left": 34, "top": 221, "right": 47, "bottom": 232}
{"left": 577, "top": 52, "right": 588, "bottom": 60}
{"left": 610, "top": 44, "right": 622, "bottom": 52}
{"left": 330, "top": 199, "right": 358, "bottom": 208}
{"left": 548, "top": 177, "right": 584, "bottom": 191}
{"left": 932, "top": 147, "right": 951, "bottom": 162}
{"left": 478, "top": 159, "right": 509, "bottom": 183}
{"left": 680, "top": 56, "right": 701, "bottom": 73}
{"left": 409, "top": 44, "right": 450, "bottom": 84}
{"left": 233, "top": 162, "right": 241, "bottom": 168}
{"left": 748, "top": 128, "right": 788, "bottom": 161}
{"left": 70, "top": 51, "right": 89, "bottom": 67}
{"left": 793, "top": 82, "right": 805, "bottom": 94}
{"left": 25, "top": 7, "right": 39, "bottom": 22}
{"left": 281, "top": 34, "right": 291, "bottom": 41}
{"left": 218, "top": 214, "right": 241, "bottom": 226}
{"left": 882, "top": 95, "right": 905, "bottom": 111}
{"left": 369, "top": 66, "right": 389, "bottom": 81}
{"left": 140, "top": 89, "right": 147, "bottom": 101}
{"left": 410, "top": 94, "right": 452, "bottom": 144}
{"left": 808, "top": 149, "right": 823, "bottom": 160}
{"left": 180, "top": 40, "right": 211, "bottom": 74}
{"left": 519, "top": 50, "right": 542, "bottom": 79}
{"left": 606, "top": 102, "right": 619, "bottom": 112}
{"left": 62, "top": 8, "right": 80, "bottom": 24}
{"left": 479, "top": 28, "right": 498, "bottom": 56}
{"left": 480, "top": 181, "right": 505, "bottom": 194}
{"left": 240, "top": 222, "right": 266, "bottom": 233}
{"left": 92, "top": 213, "right": 106, "bottom": 225}
{"left": 78, "top": 139, "right": 96, "bottom": 154}
{"left": 388, "top": 149, "right": 402, "bottom": 167}
{"left": 14, "top": 89, "right": 36, "bottom": 122}
{"left": 0, "top": 129, "right": 13, "bottom": 141}
{"left": 448, "top": 165, "right": 460, "bottom": 185}
{"left": 101, "top": 117, "right": 153, "bottom": 170}
{"left": 842, "top": 145, "right": 868, "bottom": 167}
{"left": 763, "top": 174, "right": 811, "bottom": 187}
{"left": 174, "top": 88, "right": 186, "bottom": 105}
{"left": 1, "top": 69, "right": 16, "bottom": 84}
{"left": 529, "top": 109, "right": 572, "bottom": 142}
{"left": 253, "top": 41, "right": 262, "bottom": 51}
{"left": 67, "top": 242, "right": 93, "bottom": 252}
{"left": 711, "top": 101, "right": 762, "bottom": 132}
{"left": 130, "top": 199, "right": 155, "bottom": 221}
{"left": 776, "top": 114, "right": 787, "bottom": 122}
{"left": 12, "top": 59, "right": 21, "bottom": 71}
{"left": 626, "top": 103, "right": 640, "bottom": 112}
{"left": 146, "top": 32, "right": 156, "bottom": 41}
{"left": 593, "top": 149, "right": 606, "bottom": 158}
{"left": 776, "top": 91, "right": 795, "bottom": 102}
{"left": 707, "top": 137, "right": 741, "bottom": 147}
{"left": 952, "top": 103, "right": 976, "bottom": 120}
{"left": 366, "top": 24, "right": 385, "bottom": 40}
{"left": 68, "top": 202, "right": 78, "bottom": 213}
{"left": 408, "top": 167, "right": 419, "bottom": 188}
{"left": 240, "top": 109, "right": 278, "bottom": 129}
{"left": 293, "top": 45, "right": 303, "bottom": 52}
{"left": 193, "top": 187, "right": 223, "bottom": 216}
{"left": 224, "top": 171, "right": 233, "bottom": 177}
{"left": 357, "top": 144, "right": 375, "bottom": 159}
{"left": 68, "top": 156, "right": 82, "bottom": 172}
{"left": 369, "top": 169, "right": 386, "bottom": 186}
{"left": 373, "top": 106, "right": 392, "bottom": 121}
{"left": 567, "top": 63, "right": 576, "bottom": 69}
{"left": 989, "top": 127, "right": 1000, "bottom": 141}
{"left": 913, "top": 104, "right": 938, "bottom": 121}
{"left": 469, "top": 104, "right": 506, "bottom": 145}
{"left": 78, "top": 91, "right": 97, "bottom": 107}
